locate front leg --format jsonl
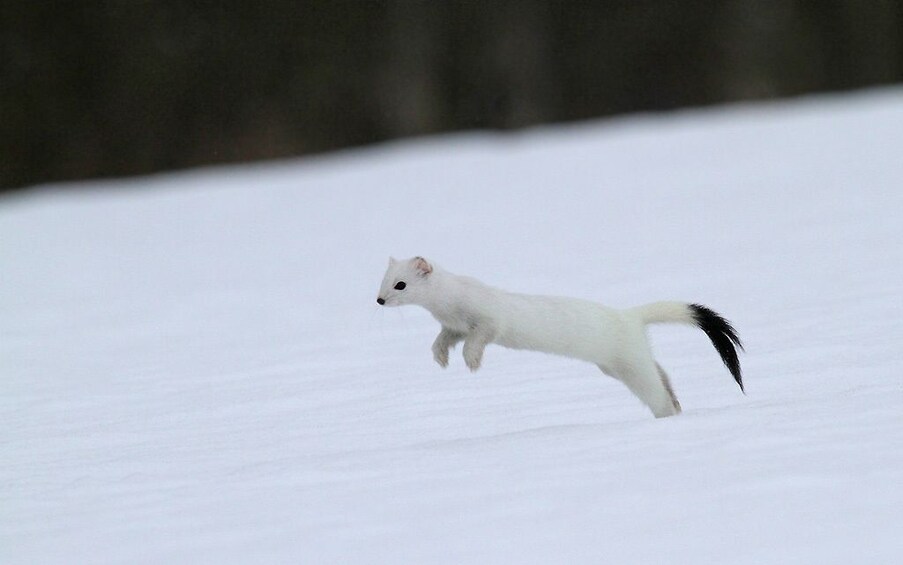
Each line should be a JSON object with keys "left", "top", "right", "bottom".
{"left": 462, "top": 325, "right": 496, "bottom": 372}
{"left": 432, "top": 326, "right": 464, "bottom": 368}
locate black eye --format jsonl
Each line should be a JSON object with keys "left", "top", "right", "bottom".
{"left": 394, "top": 281, "right": 406, "bottom": 290}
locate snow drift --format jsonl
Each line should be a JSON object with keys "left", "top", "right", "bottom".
{"left": 2, "top": 88, "right": 903, "bottom": 564}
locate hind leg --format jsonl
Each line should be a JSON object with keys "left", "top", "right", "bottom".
{"left": 601, "top": 358, "right": 681, "bottom": 418}
{"left": 656, "top": 362, "right": 682, "bottom": 415}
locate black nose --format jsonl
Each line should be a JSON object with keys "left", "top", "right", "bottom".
{"left": 376, "top": 297, "right": 385, "bottom": 305}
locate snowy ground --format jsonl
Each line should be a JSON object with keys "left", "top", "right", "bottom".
{"left": 3, "top": 88, "right": 903, "bottom": 564}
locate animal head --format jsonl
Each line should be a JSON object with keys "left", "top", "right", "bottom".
{"left": 376, "top": 256, "right": 433, "bottom": 307}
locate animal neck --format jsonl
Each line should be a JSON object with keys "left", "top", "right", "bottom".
{"left": 417, "top": 266, "right": 459, "bottom": 317}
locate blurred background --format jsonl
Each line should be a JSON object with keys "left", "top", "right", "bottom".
{"left": 2, "top": 0, "right": 902, "bottom": 193}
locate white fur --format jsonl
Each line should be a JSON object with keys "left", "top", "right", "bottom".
{"left": 377, "top": 256, "right": 702, "bottom": 418}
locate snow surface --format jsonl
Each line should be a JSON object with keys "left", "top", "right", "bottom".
{"left": 3, "top": 89, "right": 903, "bottom": 564}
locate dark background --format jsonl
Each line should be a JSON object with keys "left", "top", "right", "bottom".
{"left": 2, "top": 1, "right": 902, "bottom": 192}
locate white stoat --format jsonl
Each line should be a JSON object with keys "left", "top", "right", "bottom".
{"left": 376, "top": 256, "right": 744, "bottom": 418}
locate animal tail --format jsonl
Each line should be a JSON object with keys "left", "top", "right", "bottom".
{"left": 630, "top": 301, "right": 745, "bottom": 392}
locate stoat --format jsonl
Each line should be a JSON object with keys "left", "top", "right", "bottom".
{"left": 376, "top": 256, "right": 743, "bottom": 418}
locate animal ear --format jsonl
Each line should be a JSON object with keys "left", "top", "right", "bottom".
{"left": 388, "top": 256, "right": 397, "bottom": 265}
{"left": 412, "top": 256, "right": 432, "bottom": 276}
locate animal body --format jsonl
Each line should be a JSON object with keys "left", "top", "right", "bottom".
{"left": 376, "top": 256, "right": 743, "bottom": 418}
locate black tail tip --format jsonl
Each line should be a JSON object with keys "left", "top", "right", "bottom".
{"left": 689, "top": 304, "right": 744, "bottom": 392}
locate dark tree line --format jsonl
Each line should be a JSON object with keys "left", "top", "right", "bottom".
{"left": 2, "top": 1, "right": 902, "bottom": 191}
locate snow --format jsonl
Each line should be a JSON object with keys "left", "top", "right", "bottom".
{"left": 3, "top": 88, "right": 903, "bottom": 564}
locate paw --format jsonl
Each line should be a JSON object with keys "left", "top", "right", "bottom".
{"left": 432, "top": 342, "right": 449, "bottom": 368}
{"left": 463, "top": 348, "right": 482, "bottom": 372}
{"left": 433, "top": 347, "right": 449, "bottom": 368}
